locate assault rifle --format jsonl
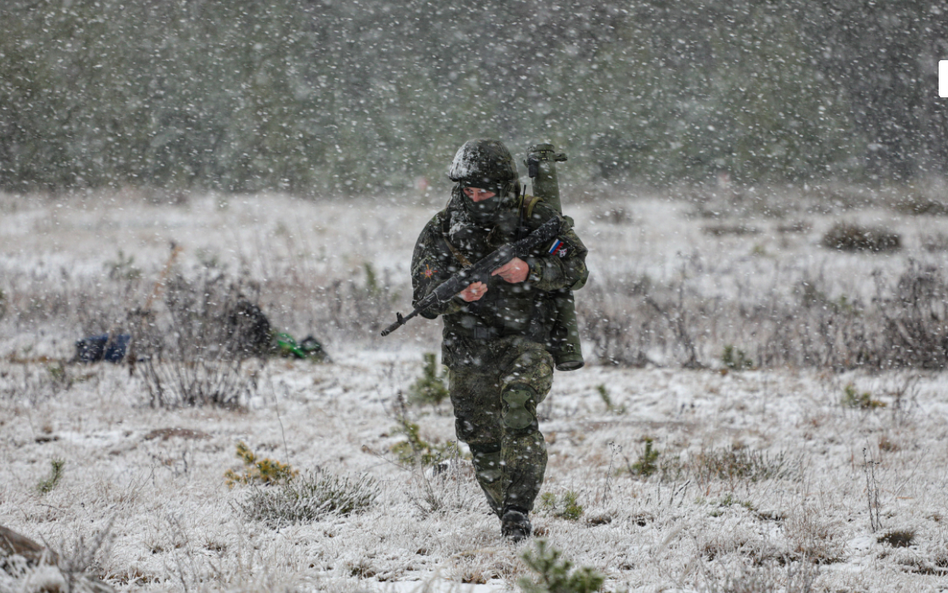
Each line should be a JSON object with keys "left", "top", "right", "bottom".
{"left": 381, "top": 216, "right": 561, "bottom": 336}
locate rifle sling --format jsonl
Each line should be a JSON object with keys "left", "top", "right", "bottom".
{"left": 443, "top": 236, "right": 472, "bottom": 268}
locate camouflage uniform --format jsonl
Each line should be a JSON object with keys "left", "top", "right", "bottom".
{"left": 410, "top": 140, "right": 588, "bottom": 525}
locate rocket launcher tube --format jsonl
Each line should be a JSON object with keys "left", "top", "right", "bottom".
{"left": 525, "top": 143, "right": 567, "bottom": 214}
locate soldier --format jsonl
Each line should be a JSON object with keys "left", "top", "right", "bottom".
{"left": 410, "top": 139, "right": 589, "bottom": 541}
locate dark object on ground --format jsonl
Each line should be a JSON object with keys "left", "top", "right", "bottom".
{"left": 1, "top": 524, "right": 115, "bottom": 592}
{"left": 501, "top": 508, "right": 532, "bottom": 543}
{"left": 0, "top": 524, "right": 58, "bottom": 565}
{"left": 822, "top": 222, "right": 901, "bottom": 253}
{"left": 227, "top": 299, "right": 273, "bottom": 357}
{"left": 275, "top": 333, "right": 330, "bottom": 361}
{"left": 75, "top": 333, "right": 131, "bottom": 363}
{"left": 226, "top": 300, "right": 329, "bottom": 361}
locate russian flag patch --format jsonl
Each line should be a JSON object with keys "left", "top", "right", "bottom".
{"left": 548, "top": 239, "right": 567, "bottom": 258}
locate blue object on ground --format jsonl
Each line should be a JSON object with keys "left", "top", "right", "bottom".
{"left": 75, "top": 334, "right": 131, "bottom": 363}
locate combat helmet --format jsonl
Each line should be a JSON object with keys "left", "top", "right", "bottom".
{"left": 448, "top": 139, "right": 519, "bottom": 196}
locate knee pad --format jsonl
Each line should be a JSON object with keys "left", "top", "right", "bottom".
{"left": 502, "top": 349, "right": 554, "bottom": 405}
{"left": 502, "top": 385, "right": 538, "bottom": 432}
{"left": 470, "top": 447, "right": 503, "bottom": 484}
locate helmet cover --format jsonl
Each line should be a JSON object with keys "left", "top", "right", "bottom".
{"left": 448, "top": 139, "right": 519, "bottom": 194}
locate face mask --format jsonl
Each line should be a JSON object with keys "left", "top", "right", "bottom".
{"left": 463, "top": 192, "right": 502, "bottom": 225}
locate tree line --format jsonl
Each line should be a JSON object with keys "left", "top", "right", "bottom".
{"left": 1, "top": 0, "right": 946, "bottom": 195}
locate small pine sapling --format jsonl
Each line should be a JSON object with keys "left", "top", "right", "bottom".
{"left": 595, "top": 384, "right": 625, "bottom": 414}
{"left": 390, "top": 417, "right": 459, "bottom": 466}
{"left": 518, "top": 540, "right": 605, "bottom": 593}
{"left": 842, "top": 383, "right": 886, "bottom": 410}
{"left": 224, "top": 441, "right": 298, "bottom": 487}
{"left": 408, "top": 352, "right": 449, "bottom": 406}
{"left": 721, "top": 344, "right": 753, "bottom": 371}
{"left": 631, "top": 438, "right": 660, "bottom": 477}
{"left": 538, "top": 491, "right": 584, "bottom": 521}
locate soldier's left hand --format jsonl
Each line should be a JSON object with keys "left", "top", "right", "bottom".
{"left": 491, "top": 257, "right": 529, "bottom": 284}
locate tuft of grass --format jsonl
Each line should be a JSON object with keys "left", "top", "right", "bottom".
{"left": 841, "top": 383, "right": 886, "bottom": 410}
{"left": 539, "top": 491, "right": 584, "bottom": 521}
{"left": 878, "top": 529, "right": 915, "bottom": 548}
{"left": 224, "top": 441, "right": 298, "bottom": 487}
{"left": 921, "top": 232, "right": 948, "bottom": 252}
{"left": 722, "top": 344, "right": 754, "bottom": 371}
{"left": 594, "top": 207, "right": 632, "bottom": 224}
{"left": 518, "top": 540, "right": 604, "bottom": 593}
{"left": 892, "top": 195, "right": 948, "bottom": 216}
{"left": 702, "top": 223, "right": 762, "bottom": 236}
{"left": 678, "top": 447, "right": 795, "bottom": 484}
{"left": 37, "top": 459, "right": 66, "bottom": 494}
{"left": 46, "top": 362, "right": 71, "bottom": 389}
{"left": 821, "top": 222, "right": 901, "bottom": 253}
{"left": 241, "top": 470, "right": 379, "bottom": 526}
{"left": 878, "top": 435, "right": 899, "bottom": 452}
{"left": 407, "top": 353, "right": 449, "bottom": 406}
{"left": 709, "top": 493, "right": 755, "bottom": 517}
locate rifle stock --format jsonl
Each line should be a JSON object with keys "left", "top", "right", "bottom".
{"left": 381, "top": 217, "right": 561, "bottom": 336}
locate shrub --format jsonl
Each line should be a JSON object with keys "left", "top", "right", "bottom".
{"left": 240, "top": 471, "right": 379, "bottom": 526}
{"left": 135, "top": 270, "right": 267, "bottom": 408}
{"left": 408, "top": 353, "right": 449, "bottom": 406}
{"left": 579, "top": 258, "right": 948, "bottom": 371}
{"left": 821, "top": 222, "right": 900, "bottom": 253}
{"left": 518, "top": 540, "right": 604, "bottom": 593}
{"left": 878, "top": 264, "right": 948, "bottom": 369}
{"left": 224, "top": 441, "right": 298, "bottom": 487}
{"left": 722, "top": 345, "right": 754, "bottom": 371}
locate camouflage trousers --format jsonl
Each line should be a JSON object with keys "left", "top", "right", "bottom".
{"left": 448, "top": 335, "right": 554, "bottom": 517}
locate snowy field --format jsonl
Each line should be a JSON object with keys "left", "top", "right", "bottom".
{"left": 2, "top": 185, "right": 948, "bottom": 592}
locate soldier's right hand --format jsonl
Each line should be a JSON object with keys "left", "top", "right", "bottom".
{"left": 458, "top": 281, "right": 488, "bottom": 302}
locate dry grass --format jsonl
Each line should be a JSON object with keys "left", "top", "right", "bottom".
{"left": 3, "top": 188, "right": 948, "bottom": 592}
{"left": 821, "top": 222, "right": 901, "bottom": 253}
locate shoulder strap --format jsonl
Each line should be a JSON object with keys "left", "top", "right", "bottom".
{"left": 516, "top": 192, "right": 544, "bottom": 241}
{"left": 520, "top": 193, "right": 543, "bottom": 220}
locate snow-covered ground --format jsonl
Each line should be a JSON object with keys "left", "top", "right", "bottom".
{"left": 2, "top": 186, "right": 948, "bottom": 592}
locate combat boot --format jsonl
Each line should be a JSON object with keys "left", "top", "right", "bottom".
{"left": 501, "top": 507, "right": 532, "bottom": 542}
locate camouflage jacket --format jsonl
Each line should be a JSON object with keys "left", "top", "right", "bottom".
{"left": 411, "top": 187, "right": 588, "bottom": 367}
